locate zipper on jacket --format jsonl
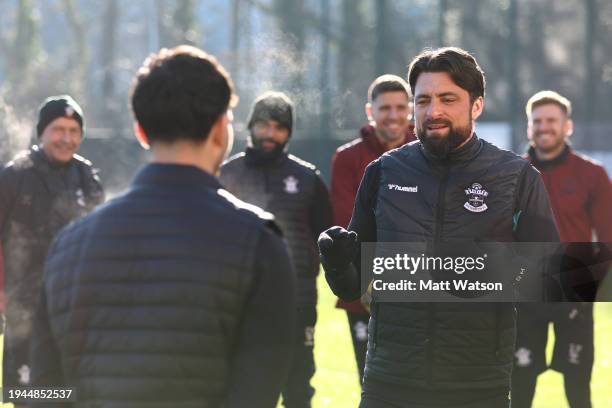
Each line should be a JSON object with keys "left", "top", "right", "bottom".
{"left": 427, "top": 165, "right": 449, "bottom": 386}
{"left": 264, "top": 167, "right": 270, "bottom": 193}
{"left": 426, "top": 303, "right": 435, "bottom": 386}
{"left": 433, "top": 165, "right": 450, "bottom": 242}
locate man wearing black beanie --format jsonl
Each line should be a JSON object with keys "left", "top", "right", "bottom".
{"left": 0, "top": 95, "right": 104, "bottom": 392}
{"left": 220, "top": 91, "right": 333, "bottom": 408}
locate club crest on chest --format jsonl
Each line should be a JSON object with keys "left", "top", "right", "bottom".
{"left": 283, "top": 176, "right": 299, "bottom": 194}
{"left": 464, "top": 182, "right": 489, "bottom": 213}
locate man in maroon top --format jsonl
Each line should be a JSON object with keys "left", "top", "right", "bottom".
{"left": 512, "top": 91, "right": 612, "bottom": 408}
{"left": 329, "top": 74, "right": 415, "bottom": 384}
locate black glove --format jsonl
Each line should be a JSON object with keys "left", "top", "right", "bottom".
{"left": 318, "top": 226, "right": 359, "bottom": 271}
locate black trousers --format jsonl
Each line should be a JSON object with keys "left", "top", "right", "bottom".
{"left": 281, "top": 306, "right": 317, "bottom": 408}
{"left": 346, "top": 311, "right": 369, "bottom": 385}
{"left": 512, "top": 303, "right": 593, "bottom": 408}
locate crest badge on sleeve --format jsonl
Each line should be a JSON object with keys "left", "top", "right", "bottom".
{"left": 464, "top": 182, "right": 489, "bottom": 213}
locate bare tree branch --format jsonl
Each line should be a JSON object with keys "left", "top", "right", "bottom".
{"left": 60, "top": 0, "right": 88, "bottom": 94}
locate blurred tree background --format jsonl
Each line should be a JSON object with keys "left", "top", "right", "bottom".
{"left": 0, "top": 0, "right": 611, "bottom": 191}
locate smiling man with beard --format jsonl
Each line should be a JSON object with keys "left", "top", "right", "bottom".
{"left": 318, "top": 47, "right": 560, "bottom": 407}
{"left": 512, "top": 91, "right": 612, "bottom": 408}
{"left": 220, "top": 91, "right": 333, "bottom": 408}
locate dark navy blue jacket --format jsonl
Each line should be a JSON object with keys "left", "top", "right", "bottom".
{"left": 221, "top": 149, "right": 333, "bottom": 307}
{"left": 31, "top": 163, "right": 296, "bottom": 408}
{"left": 325, "top": 135, "right": 559, "bottom": 395}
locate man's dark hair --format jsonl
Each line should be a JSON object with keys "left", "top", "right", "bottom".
{"left": 367, "top": 74, "right": 411, "bottom": 103}
{"left": 407, "top": 47, "right": 485, "bottom": 103}
{"left": 130, "top": 45, "right": 237, "bottom": 144}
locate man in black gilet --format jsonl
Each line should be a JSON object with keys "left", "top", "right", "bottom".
{"left": 221, "top": 91, "right": 333, "bottom": 408}
{"left": 318, "top": 47, "right": 560, "bottom": 408}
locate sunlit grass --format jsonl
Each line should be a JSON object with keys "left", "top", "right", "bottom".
{"left": 2, "top": 276, "right": 609, "bottom": 407}
{"left": 310, "top": 275, "right": 612, "bottom": 408}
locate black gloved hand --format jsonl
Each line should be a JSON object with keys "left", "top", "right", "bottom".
{"left": 318, "top": 226, "right": 359, "bottom": 271}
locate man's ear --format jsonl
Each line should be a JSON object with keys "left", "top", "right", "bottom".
{"left": 527, "top": 120, "right": 534, "bottom": 142}
{"left": 365, "top": 102, "right": 373, "bottom": 121}
{"left": 471, "top": 96, "right": 484, "bottom": 121}
{"left": 134, "top": 122, "right": 150, "bottom": 150}
{"left": 564, "top": 118, "right": 574, "bottom": 138}
{"left": 208, "top": 112, "right": 229, "bottom": 148}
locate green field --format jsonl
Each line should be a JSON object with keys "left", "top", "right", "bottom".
{"left": 2, "top": 275, "right": 610, "bottom": 407}
{"left": 308, "top": 275, "right": 612, "bottom": 408}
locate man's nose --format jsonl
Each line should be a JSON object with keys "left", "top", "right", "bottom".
{"left": 534, "top": 124, "right": 549, "bottom": 133}
{"left": 426, "top": 100, "right": 444, "bottom": 118}
{"left": 60, "top": 131, "right": 72, "bottom": 141}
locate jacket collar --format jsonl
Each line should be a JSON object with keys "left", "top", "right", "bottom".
{"left": 244, "top": 146, "right": 288, "bottom": 168}
{"left": 30, "top": 145, "right": 74, "bottom": 172}
{"left": 131, "top": 163, "right": 222, "bottom": 190}
{"left": 527, "top": 144, "right": 570, "bottom": 170}
{"left": 360, "top": 123, "right": 416, "bottom": 155}
{"left": 419, "top": 133, "right": 483, "bottom": 165}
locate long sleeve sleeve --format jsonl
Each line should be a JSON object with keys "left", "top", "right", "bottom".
{"left": 309, "top": 172, "right": 334, "bottom": 244}
{"left": 0, "top": 165, "right": 21, "bottom": 233}
{"left": 513, "top": 164, "right": 561, "bottom": 301}
{"left": 228, "top": 225, "right": 297, "bottom": 408}
{"left": 589, "top": 165, "right": 612, "bottom": 243}
{"left": 325, "top": 160, "right": 380, "bottom": 302}
{"left": 588, "top": 165, "right": 612, "bottom": 295}
{"left": 514, "top": 164, "right": 560, "bottom": 243}
{"left": 330, "top": 151, "right": 359, "bottom": 228}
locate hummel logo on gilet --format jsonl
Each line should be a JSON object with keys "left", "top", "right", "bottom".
{"left": 388, "top": 184, "right": 418, "bottom": 193}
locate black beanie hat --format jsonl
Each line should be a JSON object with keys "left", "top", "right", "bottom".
{"left": 36, "top": 95, "right": 84, "bottom": 138}
{"left": 247, "top": 91, "right": 294, "bottom": 136}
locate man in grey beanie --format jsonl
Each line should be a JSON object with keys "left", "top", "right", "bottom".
{"left": 220, "top": 91, "right": 333, "bottom": 408}
{"left": 0, "top": 95, "right": 104, "bottom": 392}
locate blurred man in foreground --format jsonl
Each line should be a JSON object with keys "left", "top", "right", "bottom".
{"left": 30, "top": 46, "right": 296, "bottom": 408}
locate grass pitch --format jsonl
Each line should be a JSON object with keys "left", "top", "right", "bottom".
{"left": 1, "top": 274, "right": 610, "bottom": 407}
{"left": 309, "top": 275, "right": 612, "bottom": 408}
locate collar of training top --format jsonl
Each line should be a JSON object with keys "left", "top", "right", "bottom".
{"left": 131, "top": 163, "right": 222, "bottom": 190}
{"left": 30, "top": 144, "right": 74, "bottom": 171}
{"left": 419, "top": 133, "right": 483, "bottom": 164}
{"left": 243, "top": 145, "right": 288, "bottom": 168}
{"left": 360, "top": 123, "right": 415, "bottom": 156}
{"left": 527, "top": 143, "right": 570, "bottom": 170}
